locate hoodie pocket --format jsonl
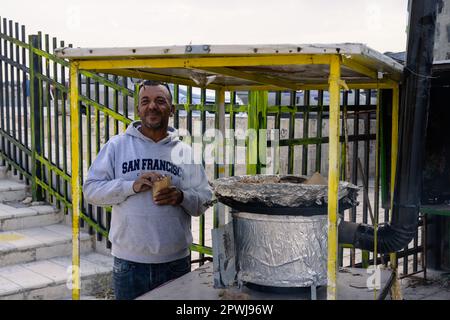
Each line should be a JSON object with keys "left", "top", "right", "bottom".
{"left": 125, "top": 214, "right": 188, "bottom": 257}
{"left": 109, "top": 214, "right": 128, "bottom": 247}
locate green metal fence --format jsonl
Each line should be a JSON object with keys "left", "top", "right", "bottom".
{"left": 0, "top": 17, "right": 424, "bottom": 274}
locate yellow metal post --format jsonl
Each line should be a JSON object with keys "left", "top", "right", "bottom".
{"left": 390, "top": 85, "right": 399, "bottom": 221}
{"left": 70, "top": 62, "right": 81, "bottom": 300}
{"left": 389, "top": 85, "right": 401, "bottom": 298}
{"left": 373, "top": 87, "right": 383, "bottom": 300}
{"left": 390, "top": 85, "right": 399, "bottom": 266}
{"left": 216, "top": 88, "right": 226, "bottom": 172}
{"left": 327, "top": 55, "right": 341, "bottom": 300}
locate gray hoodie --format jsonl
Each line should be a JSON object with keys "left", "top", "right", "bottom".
{"left": 83, "top": 121, "right": 212, "bottom": 264}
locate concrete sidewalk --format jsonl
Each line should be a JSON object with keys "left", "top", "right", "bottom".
{"left": 401, "top": 269, "right": 450, "bottom": 300}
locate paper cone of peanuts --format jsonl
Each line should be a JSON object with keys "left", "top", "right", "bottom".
{"left": 152, "top": 175, "right": 171, "bottom": 201}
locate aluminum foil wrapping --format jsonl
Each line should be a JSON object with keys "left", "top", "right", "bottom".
{"left": 233, "top": 212, "right": 328, "bottom": 287}
{"left": 212, "top": 174, "right": 359, "bottom": 208}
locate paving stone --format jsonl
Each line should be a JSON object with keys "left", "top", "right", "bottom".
{"left": 0, "top": 203, "right": 16, "bottom": 213}
{"left": 82, "top": 252, "right": 114, "bottom": 269}
{"left": 21, "top": 260, "right": 68, "bottom": 283}
{"left": 0, "top": 190, "right": 28, "bottom": 202}
{"left": 1, "top": 214, "right": 62, "bottom": 231}
{"left": 49, "top": 254, "right": 111, "bottom": 276}
{"left": 421, "top": 290, "right": 450, "bottom": 300}
{"left": 0, "top": 180, "right": 27, "bottom": 192}
{"left": 0, "top": 265, "right": 53, "bottom": 290}
{"left": 0, "top": 240, "right": 16, "bottom": 251}
{"left": 18, "top": 227, "right": 69, "bottom": 245}
{"left": 0, "top": 292, "right": 24, "bottom": 300}
{"left": 29, "top": 205, "right": 59, "bottom": 215}
{"left": 0, "top": 178, "right": 112, "bottom": 299}
{"left": 8, "top": 208, "right": 38, "bottom": 218}
{"left": 0, "top": 232, "right": 42, "bottom": 251}
{"left": 0, "top": 211, "right": 13, "bottom": 220}
{"left": 0, "top": 275, "right": 22, "bottom": 296}
{"left": 401, "top": 276, "right": 450, "bottom": 300}
{"left": 0, "top": 203, "right": 61, "bottom": 230}
{"left": 35, "top": 240, "right": 92, "bottom": 261}
{"left": 0, "top": 253, "right": 112, "bottom": 299}
{"left": 23, "top": 284, "right": 70, "bottom": 300}
{"left": 0, "top": 250, "right": 35, "bottom": 267}
{"left": 42, "top": 224, "right": 89, "bottom": 239}
{"left": 0, "top": 225, "right": 92, "bottom": 267}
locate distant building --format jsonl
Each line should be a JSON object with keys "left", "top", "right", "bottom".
{"left": 434, "top": 0, "right": 450, "bottom": 61}
{"left": 395, "top": 0, "right": 449, "bottom": 63}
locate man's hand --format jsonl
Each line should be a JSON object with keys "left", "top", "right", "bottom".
{"left": 153, "top": 186, "right": 183, "bottom": 206}
{"left": 132, "top": 172, "right": 163, "bottom": 193}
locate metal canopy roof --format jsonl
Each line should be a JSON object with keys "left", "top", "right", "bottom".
{"left": 55, "top": 43, "right": 403, "bottom": 91}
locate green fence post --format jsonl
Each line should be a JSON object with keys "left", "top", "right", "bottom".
{"left": 247, "top": 91, "right": 258, "bottom": 175}
{"left": 29, "top": 35, "right": 44, "bottom": 201}
{"left": 134, "top": 83, "right": 139, "bottom": 120}
{"left": 258, "top": 91, "right": 268, "bottom": 174}
{"left": 247, "top": 91, "right": 268, "bottom": 175}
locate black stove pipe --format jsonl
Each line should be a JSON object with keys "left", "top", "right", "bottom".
{"left": 338, "top": 0, "right": 439, "bottom": 253}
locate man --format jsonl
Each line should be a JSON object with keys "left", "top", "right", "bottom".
{"left": 83, "top": 80, "right": 212, "bottom": 300}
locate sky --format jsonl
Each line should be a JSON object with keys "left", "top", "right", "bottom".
{"left": 1, "top": 0, "right": 409, "bottom": 53}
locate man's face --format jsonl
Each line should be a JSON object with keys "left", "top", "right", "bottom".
{"left": 138, "top": 85, "right": 173, "bottom": 130}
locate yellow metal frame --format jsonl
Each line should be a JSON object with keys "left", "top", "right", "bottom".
{"left": 69, "top": 52, "right": 401, "bottom": 300}
{"left": 327, "top": 55, "right": 341, "bottom": 299}
{"left": 76, "top": 54, "right": 333, "bottom": 70}
{"left": 390, "top": 85, "right": 400, "bottom": 297}
{"left": 70, "top": 62, "right": 81, "bottom": 300}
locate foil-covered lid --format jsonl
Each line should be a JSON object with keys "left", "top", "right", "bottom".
{"left": 211, "top": 174, "right": 359, "bottom": 216}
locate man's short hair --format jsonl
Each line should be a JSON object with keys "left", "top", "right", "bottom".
{"left": 138, "top": 80, "right": 173, "bottom": 103}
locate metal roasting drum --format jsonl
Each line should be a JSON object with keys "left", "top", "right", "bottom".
{"left": 211, "top": 174, "right": 359, "bottom": 290}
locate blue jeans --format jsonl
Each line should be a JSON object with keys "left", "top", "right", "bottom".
{"left": 113, "top": 255, "right": 191, "bottom": 300}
